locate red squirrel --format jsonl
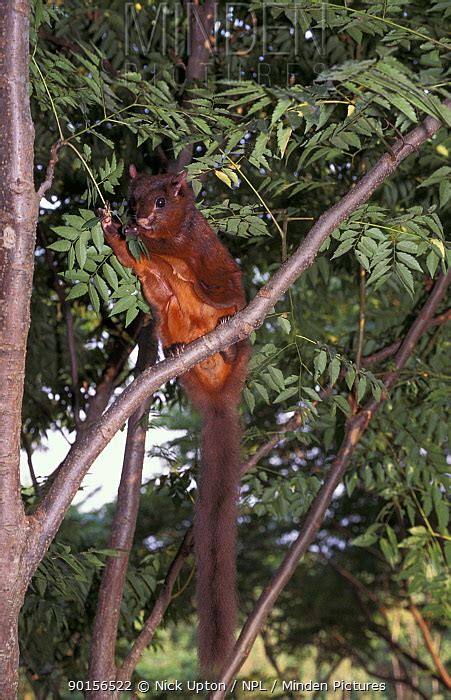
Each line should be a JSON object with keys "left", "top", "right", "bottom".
{"left": 99, "top": 166, "right": 250, "bottom": 674}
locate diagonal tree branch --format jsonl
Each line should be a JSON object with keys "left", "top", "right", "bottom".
{"left": 368, "top": 620, "right": 443, "bottom": 684}
{"left": 25, "top": 100, "right": 450, "bottom": 581}
{"left": 410, "top": 604, "right": 451, "bottom": 689}
{"left": 116, "top": 529, "right": 195, "bottom": 682}
{"left": 209, "top": 270, "right": 450, "bottom": 698}
{"left": 361, "top": 307, "right": 451, "bottom": 367}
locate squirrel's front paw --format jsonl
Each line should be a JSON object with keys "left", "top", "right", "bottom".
{"left": 98, "top": 206, "right": 121, "bottom": 237}
{"left": 163, "top": 342, "right": 186, "bottom": 359}
{"left": 124, "top": 224, "right": 139, "bottom": 237}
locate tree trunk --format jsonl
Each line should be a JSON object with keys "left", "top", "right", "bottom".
{"left": 88, "top": 321, "right": 157, "bottom": 698}
{"left": 0, "top": 0, "right": 38, "bottom": 696}
{"left": 0, "top": 573, "right": 27, "bottom": 700}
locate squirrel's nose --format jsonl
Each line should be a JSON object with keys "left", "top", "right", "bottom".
{"left": 136, "top": 214, "right": 156, "bottom": 229}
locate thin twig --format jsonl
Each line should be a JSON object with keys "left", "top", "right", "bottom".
{"left": 116, "top": 529, "right": 195, "bottom": 681}
{"left": 36, "top": 141, "right": 61, "bottom": 200}
{"left": 240, "top": 413, "right": 302, "bottom": 476}
{"left": 361, "top": 307, "right": 450, "bottom": 367}
{"left": 21, "top": 431, "right": 39, "bottom": 493}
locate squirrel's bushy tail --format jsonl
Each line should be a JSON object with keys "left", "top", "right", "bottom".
{"left": 195, "top": 400, "right": 241, "bottom": 676}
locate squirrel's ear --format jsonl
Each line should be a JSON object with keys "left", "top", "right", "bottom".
{"left": 129, "top": 164, "right": 138, "bottom": 179}
{"left": 172, "top": 170, "right": 187, "bottom": 196}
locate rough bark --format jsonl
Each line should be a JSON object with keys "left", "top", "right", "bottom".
{"left": 0, "top": 1, "right": 37, "bottom": 696}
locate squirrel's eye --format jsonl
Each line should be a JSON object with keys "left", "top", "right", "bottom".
{"left": 155, "top": 197, "right": 166, "bottom": 209}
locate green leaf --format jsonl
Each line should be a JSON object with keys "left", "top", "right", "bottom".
{"left": 66, "top": 282, "right": 88, "bottom": 300}
{"left": 277, "top": 124, "right": 292, "bottom": 158}
{"left": 426, "top": 250, "right": 439, "bottom": 278}
{"left": 271, "top": 98, "right": 291, "bottom": 125}
{"left": 88, "top": 283, "right": 100, "bottom": 313}
{"left": 356, "top": 374, "right": 367, "bottom": 403}
{"left": 243, "top": 387, "right": 255, "bottom": 413}
{"left": 314, "top": 350, "right": 327, "bottom": 379}
{"left": 371, "top": 381, "right": 382, "bottom": 402}
{"left": 355, "top": 250, "right": 370, "bottom": 271}
{"left": 274, "top": 386, "right": 298, "bottom": 404}
{"left": 380, "top": 537, "right": 399, "bottom": 568}
{"left": 333, "top": 394, "right": 351, "bottom": 416}
{"left": 277, "top": 316, "right": 291, "bottom": 334}
{"left": 253, "top": 382, "right": 270, "bottom": 404}
{"left": 92, "top": 223, "right": 104, "bottom": 252}
{"left": 396, "top": 251, "right": 422, "bottom": 272}
{"left": 386, "top": 525, "right": 397, "bottom": 550}
{"left": 48, "top": 239, "right": 71, "bottom": 252}
{"left": 302, "top": 386, "right": 321, "bottom": 401}
{"left": 332, "top": 238, "right": 355, "bottom": 259}
{"left": 418, "top": 166, "right": 451, "bottom": 188}
{"left": 396, "top": 240, "right": 418, "bottom": 254}
{"left": 51, "top": 226, "right": 79, "bottom": 241}
{"left": 351, "top": 525, "right": 380, "bottom": 547}
{"left": 75, "top": 237, "right": 87, "bottom": 269}
{"left": 64, "top": 214, "right": 85, "bottom": 229}
{"left": 345, "top": 365, "right": 356, "bottom": 390}
{"left": 433, "top": 486, "right": 449, "bottom": 530}
{"left": 268, "top": 365, "right": 285, "bottom": 391}
{"left": 215, "top": 170, "right": 232, "bottom": 188}
{"left": 396, "top": 262, "right": 415, "bottom": 294}
{"left": 125, "top": 306, "right": 139, "bottom": 327}
{"left": 103, "top": 263, "right": 118, "bottom": 290}
{"left": 367, "top": 259, "right": 391, "bottom": 285}
{"left": 358, "top": 237, "right": 377, "bottom": 257}
{"left": 439, "top": 179, "right": 451, "bottom": 208}
{"left": 110, "top": 296, "right": 137, "bottom": 315}
{"left": 345, "top": 472, "right": 358, "bottom": 497}
{"left": 389, "top": 94, "right": 417, "bottom": 122}
{"left": 127, "top": 238, "right": 143, "bottom": 261}
{"left": 329, "top": 356, "right": 341, "bottom": 386}
{"left": 94, "top": 274, "right": 109, "bottom": 302}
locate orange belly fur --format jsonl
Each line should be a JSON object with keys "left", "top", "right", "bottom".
{"left": 136, "top": 255, "right": 237, "bottom": 390}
